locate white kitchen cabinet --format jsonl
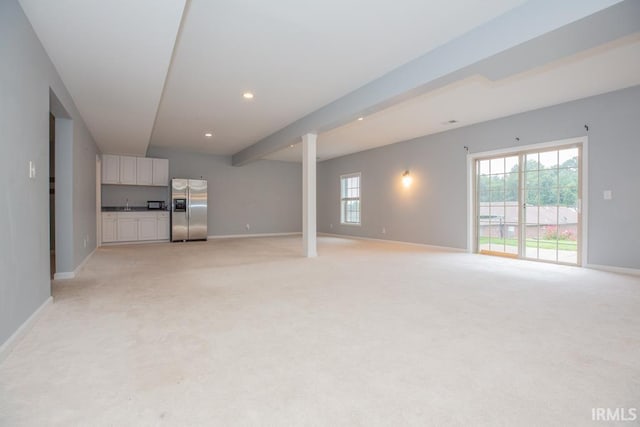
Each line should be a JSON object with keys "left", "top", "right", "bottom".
{"left": 102, "top": 213, "right": 117, "bottom": 243}
{"left": 119, "top": 156, "right": 137, "bottom": 185}
{"left": 102, "top": 154, "right": 120, "bottom": 184}
{"left": 102, "top": 212, "right": 169, "bottom": 244}
{"left": 101, "top": 155, "right": 168, "bottom": 186}
{"left": 117, "top": 217, "right": 138, "bottom": 242}
{"left": 138, "top": 215, "right": 158, "bottom": 240}
{"left": 136, "top": 157, "right": 153, "bottom": 185}
{"left": 157, "top": 213, "right": 170, "bottom": 240}
{"left": 152, "top": 158, "right": 169, "bottom": 186}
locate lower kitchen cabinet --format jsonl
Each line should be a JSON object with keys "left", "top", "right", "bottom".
{"left": 102, "top": 213, "right": 117, "bottom": 243}
{"left": 117, "top": 217, "right": 138, "bottom": 242}
{"left": 138, "top": 215, "right": 158, "bottom": 240}
{"left": 102, "top": 212, "right": 170, "bottom": 244}
{"left": 157, "top": 213, "right": 170, "bottom": 240}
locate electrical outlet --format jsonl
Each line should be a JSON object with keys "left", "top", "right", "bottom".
{"left": 83, "top": 237, "right": 87, "bottom": 248}
{"left": 245, "top": 224, "right": 250, "bottom": 231}
{"left": 603, "top": 190, "right": 612, "bottom": 200}
{"left": 329, "top": 224, "right": 333, "bottom": 229}
{"left": 382, "top": 227, "right": 386, "bottom": 234}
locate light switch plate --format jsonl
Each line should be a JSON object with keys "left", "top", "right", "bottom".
{"left": 603, "top": 190, "right": 612, "bottom": 200}
{"left": 28, "top": 161, "right": 36, "bottom": 179}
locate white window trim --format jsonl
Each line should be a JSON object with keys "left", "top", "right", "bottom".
{"left": 466, "top": 136, "right": 588, "bottom": 266}
{"left": 340, "top": 172, "right": 362, "bottom": 226}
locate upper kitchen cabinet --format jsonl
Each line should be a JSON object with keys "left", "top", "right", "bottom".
{"left": 152, "top": 158, "right": 169, "bottom": 186}
{"left": 101, "top": 154, "right": 169, "bottom": 186}
{"left": 119, "top": 156, "right": 137, "bottom": 185}
{"left": 102, "top": 154, "right": 120, "bottom": 184}
{"left": 136, "top": 157, "right": 153, "bottom": 185}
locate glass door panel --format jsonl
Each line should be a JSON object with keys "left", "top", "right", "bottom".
{"left": 477, "top": 159, "right": 492, "bottom": 253}
{"left": 476, "top": 156, "right": 519, "bottom": 257}
{"left": 557, "top": 147, "right": 580, "bottom": 264}
{"left": 522, "top": 147, "right": 580, "bottom": 265}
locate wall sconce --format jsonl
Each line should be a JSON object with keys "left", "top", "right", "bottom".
{"left": 402, "top": 170, "right": 413, "bottom": 188}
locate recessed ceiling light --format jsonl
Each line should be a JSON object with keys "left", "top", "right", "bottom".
{"left": 204, "top": 132, "right": 213, "bottom": 137}
{"left": 243, "top": 92, "right": 254, "bottom": 99}
{"left": 289, "top": 144, "right": 294, "bottom": 148}
{"left": 357, "top": 117, "right": 364, "bottom": 121}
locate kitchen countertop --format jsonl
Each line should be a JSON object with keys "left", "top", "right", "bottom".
{"left": 102, "top": 206, "right": 170, "bottom": 212}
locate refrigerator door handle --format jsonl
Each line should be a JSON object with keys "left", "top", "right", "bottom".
{"left": 187, "top": 186, "right": 191, "bottom": 220}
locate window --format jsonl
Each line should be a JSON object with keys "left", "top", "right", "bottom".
{"left": 340, "top": 173, "right": 361, "bottom": 225}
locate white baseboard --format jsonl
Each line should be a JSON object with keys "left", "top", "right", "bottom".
{"left": 53, "top": 247, "right": 96, "bottom": 281}
{"left": 318, "top": 232, "right": 466, "bottom": 253}
{"left": 208, "top": 232, "right": 301, "bottom": 239}
{"left": 0, "top": 296, "right": 52, "bottom": 363}
{"left": 585, "top": 263, "right": 640, "bottom": 276}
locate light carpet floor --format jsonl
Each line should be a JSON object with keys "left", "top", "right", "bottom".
{"left": 0, "top": 236, "right": 639, "bottom": 426}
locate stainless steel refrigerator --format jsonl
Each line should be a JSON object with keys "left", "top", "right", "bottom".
{"left": 171, "top": 179, "right": 208, "bottom": 241}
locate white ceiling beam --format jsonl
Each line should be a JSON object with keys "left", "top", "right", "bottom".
{"left": 232, "top": 0, "right": 639, "bottom": 166}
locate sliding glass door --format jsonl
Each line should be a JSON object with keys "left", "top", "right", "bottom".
{"left": 475, "top": 144, "right": 581, "bottom": 265}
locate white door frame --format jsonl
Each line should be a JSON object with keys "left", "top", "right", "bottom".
{"left": 466, "top": 136, "right": 588, "bottom": 266}
{"left": 96, "top": 155, "right": 102, "bottom": 247}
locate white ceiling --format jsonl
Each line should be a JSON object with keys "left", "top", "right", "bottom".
{"left": 20, "top": 0, "right": 524, "bottom": 155}
{"left": 265, "top": 34, "right": 640, "bottom": 162}
{"left": 134, "top": 0, "right": 527, "bottom": 154}
{"left": 19, "top": 0, "right": 637, "bottom": 163}
{"left": 18, "top": 0, "right": 186, "bottom": 156}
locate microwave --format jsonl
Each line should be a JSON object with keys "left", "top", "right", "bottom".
{"left": 147, "top": 200, "right": 165, "bottom": 210}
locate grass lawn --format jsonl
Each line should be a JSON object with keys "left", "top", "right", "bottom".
{"left": 479, "top": 236, "right": 577, "bottom": 251}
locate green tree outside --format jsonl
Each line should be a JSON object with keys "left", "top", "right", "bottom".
{"left": 478, "top": 156, "right": 578, "bottom": 206}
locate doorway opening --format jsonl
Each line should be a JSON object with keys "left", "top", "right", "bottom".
{"left": 471, "top": 138, "right": 585, "bottom": 266}
{"left": 50, "top": 88, "right": 73, "bottom": 280}
{"left": 49, "top": 113, "right": 56, "bottom": 278}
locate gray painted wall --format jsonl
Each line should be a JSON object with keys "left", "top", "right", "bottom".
{"left": 0, "top": 0, "right": 98, "bottom": 347}
{"left": 147, "top": 147, "right": 302, "bottom": 236}
{"left": 318, "top": 85, "right": 640, "bottom": 270}
{"left": 54, "top": 117, "right": 75, "bottom": 274}
{"left": 72, "top": 124, "right": 98, "bottom": 269}
{"left": 101, "top": 185, "right": 169, "bottom": 208}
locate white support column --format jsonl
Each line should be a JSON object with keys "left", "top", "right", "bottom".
{"left": 302, "top": 133, "right": 317, "bottom": 257}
